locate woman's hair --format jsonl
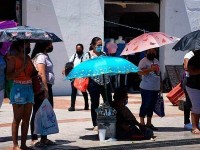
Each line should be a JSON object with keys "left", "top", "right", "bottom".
{"left": 89, "top": 37, "right": 101, "bottom": 50}
{"left": 188, "top": 55, "right": 200, "bottom": 70}
{"left": 76, "top": 43, "right": 84, "bottom": 50}
{"left": 113, "top": 87, "right": 128, "bottom": 102}
{"left": 10, "top": 41, "right": 25, "bottom": 52}
{"left": 31, "top": 41, "right": 51, "bottom": 59}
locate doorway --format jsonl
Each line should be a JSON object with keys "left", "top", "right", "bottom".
{"left": 104, "top": 0, "right": 160, "bottom": 92}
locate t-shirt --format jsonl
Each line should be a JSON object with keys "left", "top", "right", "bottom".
{"left": 33, "top": 53, "right": 55, "bottom": 85}
{"left": 184, "top": 51, "right": 194, "bottom": 77}
{"left": 83, "top": 51, "right": 110, "bottom": 85}
{"left": 69, "top": 53, "right": 84, "bottom": 67}
{"left": 138, "top": 57, "right": 160, "bottom": 91}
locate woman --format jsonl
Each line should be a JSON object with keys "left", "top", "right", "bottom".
{"left": 138, "top": 48, "right": 160, "bottom": 131}
{"left": 185, "top": 54, "right": 200, "bottom": 134}
{"left": 6, "top": 41, "right": 34, "bottom": 150}
{"left": 83, "top": 37, "right": 112, "bottom": 130}
{"left": 30, "top": 41, "right": 55, "bottom": 146}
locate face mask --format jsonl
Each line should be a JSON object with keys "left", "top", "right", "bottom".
{"left": 76, "top": 51, "right": 83, "bottom": 56}
{"left": 96, "top": 46, "right": 102, "bottom": 53}
{"left": 46, "top": 47, "right": 53, "bottom": 53}
{"left": 147, "top": 53, "right": 156, "bottom": 60}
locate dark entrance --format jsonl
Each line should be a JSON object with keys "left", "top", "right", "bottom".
{"left": 0, "top": 0, "right": 22, "bottom": 25}
{"left": 104, "top": 1, "right": 160, "bottom": 92}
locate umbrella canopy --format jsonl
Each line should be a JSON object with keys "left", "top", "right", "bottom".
{"left": 172, "top": 30, "right": 200, "bottom": 51}
{"left": 0, "top": 20, "right": 17, "bottom": 55}
{"left": 120, "top": 32, "right": 179, "bottom": 55}
{"left": 66, "top": 56, "right": 138, "bottom": 80}
{"left": 0, "top": 26, "right": 62, "bottom": 42}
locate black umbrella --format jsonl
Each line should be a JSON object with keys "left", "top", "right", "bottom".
{"left": 0, "top": 26, "right": 62, "bottom": 42}
{"left": 172, "top": 30, "right": 200, "bottom": 51}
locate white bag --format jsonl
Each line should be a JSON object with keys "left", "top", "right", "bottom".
{"left": 34, "top": 99, "right": 59, "bottom": 135}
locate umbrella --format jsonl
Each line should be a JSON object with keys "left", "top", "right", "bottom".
{"left": 172, "top": 30, "right": 200, "bottom": 51}
{"left": 66, "top": 56, "right": 138, "bottom": 79}
{"left": 67, "top": 56, "right": 138, "bottom": 103}
{"left": 120, "top": 32, "right": 179, "bottom": 55}
{"left": 0, "top": 26, "right": 62, "bottom": 42}
{"left": 0, "top": 20, "right": 17, "bottom": 55}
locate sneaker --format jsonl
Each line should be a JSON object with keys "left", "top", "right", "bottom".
{"left": 93, "top": 126, "right": 98, "bottom": 131}
{"left": 184, "top": 123, "right": 192, "bottom": 130}
{"left": 68, "top": 107, "right": 75, "bottom": 111}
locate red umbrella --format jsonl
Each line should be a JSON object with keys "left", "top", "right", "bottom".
{"left": 120, "top": 32, "right": 179, "bottom": 56}
{"left": 0, "top": 20, "right": 17, "bottom": 55}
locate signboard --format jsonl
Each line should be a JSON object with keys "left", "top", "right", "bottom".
{"left": 165, "top": 65, "right": 184, "bottom": 88}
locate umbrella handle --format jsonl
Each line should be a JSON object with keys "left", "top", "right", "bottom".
{"left": 103, "top": 74, "right": 109, "bottom": 105}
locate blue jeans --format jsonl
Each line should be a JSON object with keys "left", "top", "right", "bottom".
{"left": 139, "top": 89, "right": 158, "bottom": 118}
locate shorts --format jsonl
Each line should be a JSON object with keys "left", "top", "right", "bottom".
{"left": 10, "top": 83, "right": 34, "bottom": 105}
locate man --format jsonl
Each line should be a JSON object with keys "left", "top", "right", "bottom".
{"left": 64, "top": 44, "right": 89, "bottom": 111}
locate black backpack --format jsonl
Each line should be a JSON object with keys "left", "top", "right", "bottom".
{"left": 65, "top": 54, "right": 76, "bottom": 76}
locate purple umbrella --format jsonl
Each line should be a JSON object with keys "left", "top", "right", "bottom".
{"left": 0, "top": 20, "right": 17, "bottom": 55}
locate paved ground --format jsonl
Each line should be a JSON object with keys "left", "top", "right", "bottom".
{"left": 0, "top": 93, "right": 200, "bottom": 150}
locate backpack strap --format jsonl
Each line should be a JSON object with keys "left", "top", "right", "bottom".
{"left": 72, "top": 53, "right": 76, "bottom": 63}
{"left": 87, "top": 52, "right": 91, "bottom": 59}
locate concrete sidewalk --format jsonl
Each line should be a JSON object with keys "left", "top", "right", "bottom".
{"left": 0, "top": 94, "right": 200, "bottom": 150}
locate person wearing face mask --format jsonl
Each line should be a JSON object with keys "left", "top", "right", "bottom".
{"left": 63, "top": 43, "right": 89, "bottom": 111}
{"left": 83, "top": 37, "right": 112, "bottom": 131}
{"left": 138, "top": 48, "right": 160, "bottom": 131}
{"left": 30, "top": 41, "right": 56, "bottom": 147}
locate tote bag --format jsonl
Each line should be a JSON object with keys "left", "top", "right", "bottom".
{"left": 34, "top": 99, "right": 59, "bottom": 135}
{"left": 154, "top": 93, "right": 165, "bottom": 117}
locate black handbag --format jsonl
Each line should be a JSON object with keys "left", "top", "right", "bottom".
{"left": 154, "top": 93, "right": 165, "bottom": 117}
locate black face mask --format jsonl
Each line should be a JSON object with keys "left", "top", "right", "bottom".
{"left": 46, "top": 47, "right": 53, "bottom": 53}
{"left": 76, "top": 51, "right": 83, "bottom": 56}
{"left": 147, "top": 53, "right": 156, "bottom": 60}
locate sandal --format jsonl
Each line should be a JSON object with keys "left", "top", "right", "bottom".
{"left": 41, "top": 139, "right": 56, "bottom": 146}
{"left": 191, "top": 128, "right": 200, "bottom": 134}
{"left": 34, "top": 141, "right": 46, "bottom": 147}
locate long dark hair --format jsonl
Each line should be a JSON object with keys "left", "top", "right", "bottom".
{"left": 31, "top": 41, "right": 50, "bottom": 59}
{"left": 89, "top": 37, "right": 101, "bottom": 50}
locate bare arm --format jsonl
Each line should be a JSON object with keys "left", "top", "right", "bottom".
{"left": 184, "top": 58, "right": 189, "bottom": 71}
{"left": 138, "top": 66, "right": 157, "bottom": 76}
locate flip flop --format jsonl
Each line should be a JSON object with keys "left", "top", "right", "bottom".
{"left": 191, "top": 128, "right": 200, "bottom": 134}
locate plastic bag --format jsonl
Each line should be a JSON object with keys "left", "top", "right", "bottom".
{"left": 34, "top": 99, "right": 59, "bottom": 135}
{"left": 74, "top": 78, "right": 89, "bottom": 92}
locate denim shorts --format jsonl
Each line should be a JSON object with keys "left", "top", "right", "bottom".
{"left": 10, "top": 83, "right": 34, "bottom": 104}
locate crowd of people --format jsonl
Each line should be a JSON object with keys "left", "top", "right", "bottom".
{"left": 0, "top": 35, "right": 200, "bottom": 150}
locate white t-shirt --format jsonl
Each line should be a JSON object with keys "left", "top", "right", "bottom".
{"left": 33, "top": 53, "right": 55, "bottom": 85}
{"left": 184, "top": 51, "right": 194, "bottom": 77}
{"left": 69, "top": 53, "right": 84, "bottom": 67}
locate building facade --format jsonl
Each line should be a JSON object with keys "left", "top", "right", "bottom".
{"left": 1, "top": 0, "right": 200, "bottom": 95}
